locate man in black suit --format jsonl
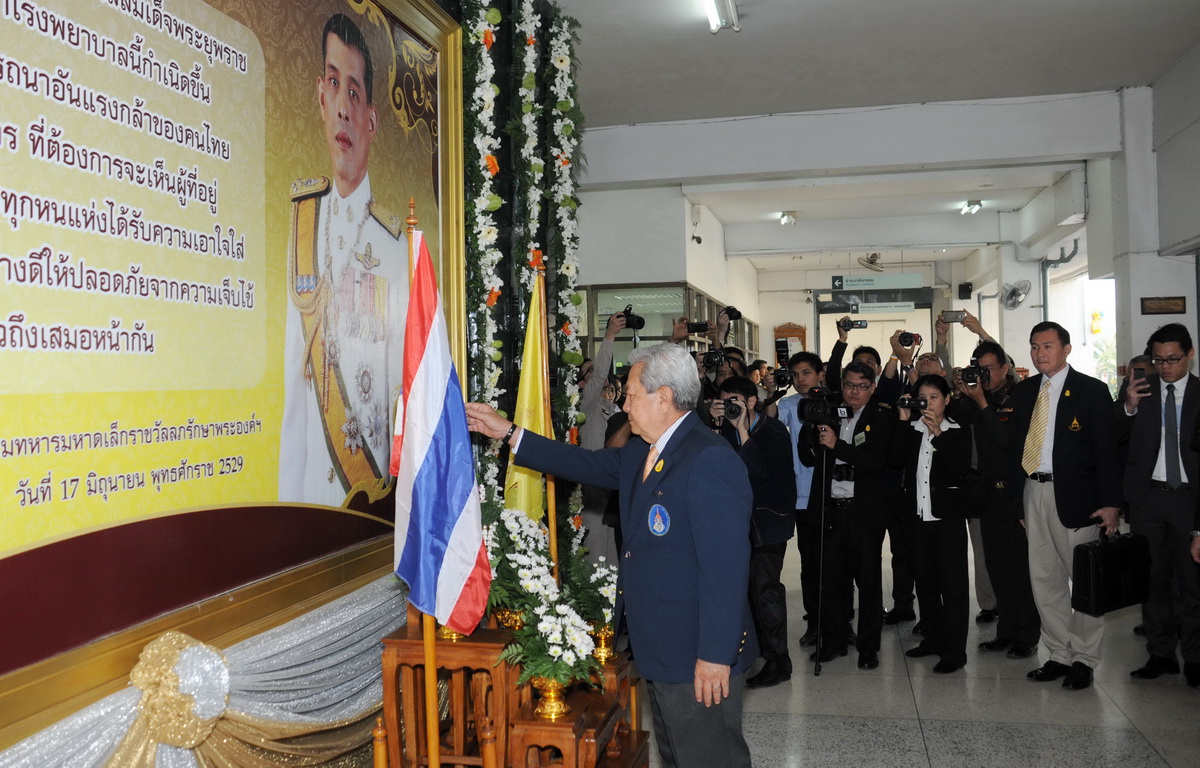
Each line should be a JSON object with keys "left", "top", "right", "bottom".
{"left": 950, "top": 341, "right": 1041, "bottom": 659}
{"left": 466, "top": 342, "right": 755, "bottom": 767}
{"left": 713, "top": 376, "right": 797, "bottom": 688}
{"left": 1119, "top": 323, "right": 1200, "bottom": 687}
{"left": 1010, "top": 321, "right": 1121, "bottom": 692}
{"left": 799, "top": 360, "right": 895, "bottom": 670}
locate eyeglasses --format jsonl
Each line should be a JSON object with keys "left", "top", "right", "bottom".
{"left": 1152, "top": 356, "right": 1187, "bottom": 366}
{"left": 916, "top": 354, "right": 940, "bottom": 363}
{"left": 842, "top": 381, "right": 872, "bottom": 391}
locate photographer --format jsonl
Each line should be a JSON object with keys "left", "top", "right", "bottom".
{"left": 949, "top": 341, "right": 1041, "bottom": 659}
{"left": 891, "top": 375, "right": 973, "bottom": 674}
{"left": 578, "top": 312, "right": 629, "bottom": 564}
{"left": 774, "top": 352, "right": 826, "bottom": 647}
{"left": 713, "top": 376, "right": 798, "bottom": 688}
{"left": 826, "top": 316, "right": 903, "bottom": 405}
{"left": 799, "top": 361, "right": 895, "bottom": 670}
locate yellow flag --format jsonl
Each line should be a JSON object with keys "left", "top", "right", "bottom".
{"left": 505, "top": 271, "right": 552, "bottom": 519}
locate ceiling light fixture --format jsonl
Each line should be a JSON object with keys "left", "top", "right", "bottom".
{"left": 961, "top": 200, "right": 982, "bottom": 215}
{"left": 706, "top": 0, "right": 741, "bottom": 33}
{"left": 779, "top": 211, "right": 796, "bottom": 226}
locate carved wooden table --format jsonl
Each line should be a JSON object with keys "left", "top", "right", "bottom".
{"left": 508, "top": 685, "right": 648, "bottom": 768}
{"left": 381, "top": 623, "right": 518, "bottom": 768}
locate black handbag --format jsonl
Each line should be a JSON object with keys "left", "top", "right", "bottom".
{"left": 1071, "top": 531, "right": 1151, "bottom": 617}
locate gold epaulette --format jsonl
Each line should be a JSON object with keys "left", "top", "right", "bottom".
{"left": 369, "top": 199, "right": 403, "bottom": 240}
{"left": 290, "top": 176, "right": 330, "bottom": 201}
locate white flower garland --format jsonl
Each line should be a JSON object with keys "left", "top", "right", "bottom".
{"left": 515, "top": 0, "right": 543, "bottom": 297}
{"left": 465, "top": 2, "right": 506, "bottom": 504}
{"left": 546, "top": 17, "right": 583, "bottom": 440}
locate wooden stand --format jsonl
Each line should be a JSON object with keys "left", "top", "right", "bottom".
{"left": 382, "top": 622, "right": 519, "bottom": 767}
{"left": 508, "top": 686, "right": 648, "bottom": 768}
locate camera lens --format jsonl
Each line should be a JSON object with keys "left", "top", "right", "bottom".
{"left": 898, "top": 332, "right": 915, "bottom": 347}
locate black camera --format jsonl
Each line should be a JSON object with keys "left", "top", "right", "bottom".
{"left": 831, "top": 464, "right": 856, "bottom": 482}
{"left": 723, "top": 306, "right": 742, "bottom": 321}
{"left": 620, "top": 304, "right": 645, "bottom": 331}
{"left": 837, "top": 318, "right": 869, "bottom": 331}
{"left": 898, "top": 331, "right": 922, "bottom": 347}
{"left": 772, "top": 369, "right": 793, "bottom": 389}
{"left": 703, "top": 349, "right": 725, "bottom": 369}
{"left": 798, "top": 387, "right": 850, "bottom": 424}
{"left": 896, "top": 394, "right": 928, "bottom": 418}
{"left": 960, "top": 357, "right": 991, "bottom": 388}
{"left": 723, "top": 397, "right": 744, "bottom": 420}
{"left": 687, "top": 321, "right": 710, "bottom": 334}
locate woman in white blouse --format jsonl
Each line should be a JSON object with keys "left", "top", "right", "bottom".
{"left": 892, "top": 374, "right": 974, "bottom": 673}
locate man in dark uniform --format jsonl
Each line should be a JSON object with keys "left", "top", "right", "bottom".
{"left": 799, "top": 360, "right": 895, "bottom": 670}
{"left": 466, "top": 342, "right": 756, "bottom": 767}
{"left": 1118, "top": 323, "right": 1200, "bottom": 686}
{"left": 713, "top": 376, "right": 797, "bottom": 688}
{"left": 950, "top": 341, "right": 1041, "bottom": 659}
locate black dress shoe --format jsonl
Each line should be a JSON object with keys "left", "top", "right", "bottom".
{"left": 746, "top": 663, "right": 792, "bottom": 688}
{"left": 1185, "top": 662, "right": 1200, "bottom": 688}
{"left": 905, "top": 645, "right": 936, "bottom": 658}
{"left": 1130, "top": 655, "right": 1180, "bottom": 679}
{"left": 1007, "top": 642, "right": 1036, "bottom": 659}
{"left": 798, "top": 626, "right": 818, "bottom": 648}
{"left": 883, "top": 606, "right": 916, "bottom": 624}
{"left": 933, "top": 659, "right": 964, "bottom": 674}
{"left": 975, "top": 609, "right": 997, "bottom": 623}
{"left": 1027, "top": 660, "right": 1071, "bottom": 682}
{"left": 1062, "top": 661, "right": 1094, "bottom": 690}
{"left": 858, "top": 652, "right": 879, "bottom": 670}
{"left": 810, "top": 645, "right": 848, "bottom": 662}
{"left": 978, "top": 638, "right": 1012, "bottom": 652}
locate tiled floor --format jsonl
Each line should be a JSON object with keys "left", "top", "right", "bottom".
{"left": 640, "top": 535, "right": 1200, "bottom": 767}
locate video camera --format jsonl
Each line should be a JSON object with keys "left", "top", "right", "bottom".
{"left": 838, "top": 318, "right": 868, "bottom": 331}
{"left": 896, "top": 393, "right": 928, "bottom": 419}
{"left": 798, "top": 387, "right": 850, "bottom": 425}
{"left": 960, "top": 356, "right": 991, "bottom": 388}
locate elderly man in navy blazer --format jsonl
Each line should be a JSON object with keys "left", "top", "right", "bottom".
{"left": 466, "top": 342, "right": 756, "bottom": 768}
{"left": 1009, "top": 321, "right": 1121, "bottom": 692}
{"left": 1119, "top": 322, "right": 1200, "bottom": 688}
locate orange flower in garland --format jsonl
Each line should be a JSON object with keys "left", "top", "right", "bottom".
{"left": 558, "top": 153, "right": 570, "bottom": 167}
{"left": 485, "top": 154, "right": 499, "bottom": 176}
{"left": 571, "top": 514, "right": 582, "bottom": 530}
{"left": 527, "top": 35, "right": 536, "bottom": 46}
{"left": 486, "top": 287, "right": 501, "bottom": 307}
{"left": 529, "top": 249, "right": 544, "bottom": 269}
{"left": 483, "top": 28, "right": 494, "bottom": 50}
{"left": 568, "top": 426, "right": 579, "bottom": 445}
{"left": 561, "top": 320, "right": 572, "bottom": 336}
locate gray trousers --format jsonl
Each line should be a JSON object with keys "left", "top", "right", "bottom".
{"left": 645, "top": 673, "right": 751, "bottom": 768}
{"left": 1024, "top": 481, "right": 1104, "bottom": 667}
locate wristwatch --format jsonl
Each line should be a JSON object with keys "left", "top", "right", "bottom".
{"left": 1191, "top": 530, "right": 1200, "bottom": 538}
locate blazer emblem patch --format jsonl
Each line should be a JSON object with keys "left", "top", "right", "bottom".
{"left": 1069, "top": 417, "right": 1081, "bottom": 431}
{"left": 1064, "top": 389, "right": 1071, "bottom": 397}
{"left": 655, "top": 459, "right": 664, "bottom": 473}
{"left": 648, "top": 504, "right": 670, "bottom": 536}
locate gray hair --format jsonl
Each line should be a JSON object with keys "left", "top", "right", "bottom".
{"left": 628, "top": 343, "right": 700, "bottom": 412}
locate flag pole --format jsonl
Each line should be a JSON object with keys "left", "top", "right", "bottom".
{"left": 405, "top": 199, "right": 442, "bottom": 768}
{"left": 535, "top": 266, "right": 561, "bottom": 583}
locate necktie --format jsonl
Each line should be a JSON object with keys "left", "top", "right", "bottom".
{"left": 642, "top": 445, "right": 659, "bottom": 482}
{"left": 1166, "top": 383, "right": 1182, "bottom": 489}
{"left": 1022, "top": 379, "right": 1052, "bottom": 475}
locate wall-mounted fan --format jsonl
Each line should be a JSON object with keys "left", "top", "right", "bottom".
{"left": 857, "top": 252, "right": 884, "bottom": 272}
{"left": 1000, "top": 279, "right": 1031, "bottom": 310}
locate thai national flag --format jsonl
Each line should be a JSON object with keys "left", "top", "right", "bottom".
{"left": 391, "top": 230, "right": 490, "bottom": 634}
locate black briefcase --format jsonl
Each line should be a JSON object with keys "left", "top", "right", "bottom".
{"left": 1071, "top": 532, "right": 1151, "bottom": 617}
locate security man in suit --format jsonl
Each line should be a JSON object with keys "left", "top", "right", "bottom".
{"left": 1119, "top": 323, "right": 1200, "bottom": 687}
{"left": 1010, "top": 321, "right": 1121, "bottom": 692}
{"left": 949, "top": 341, "right": 1041, "bottom": 659}
{"left": 799, "top": 360, "right": 895, "bottom": 671}
{"left": 466, "top": 342, "right": 756, "bottom": 768}
{"left": 713, "top": 376, "right": 797, "bottom": 688}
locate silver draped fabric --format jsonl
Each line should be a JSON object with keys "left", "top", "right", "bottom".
{"left": 0, "top": 576, "right": 407, "bottom": 768}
